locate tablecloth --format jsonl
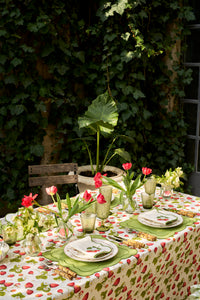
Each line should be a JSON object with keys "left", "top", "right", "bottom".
{"left": 0, "top": 187, "right": 199, "bottom": 300}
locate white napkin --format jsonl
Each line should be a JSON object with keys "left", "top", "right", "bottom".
{"left": 139, "top": 209, "right": 178, "bottom": 226}
{"left": 68, "top": 236, "right": 112, "bottom": 259}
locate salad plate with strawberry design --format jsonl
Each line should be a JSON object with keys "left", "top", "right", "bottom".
{"left": 138, "top": 209, "right": 183, "bottom": 228}
{"left": 64, "top": 236, "right": 118, "bottom": 262}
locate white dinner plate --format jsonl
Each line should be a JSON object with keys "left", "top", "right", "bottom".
{"left": 64, "top": 238, "right": 118, "bottom": 262}
{"left": 138, "top": 209, "right": 183, "bottom": 228}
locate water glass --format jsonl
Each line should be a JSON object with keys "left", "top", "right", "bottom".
{"left": 81, "top": 212, "right": 96, "bottom": 233}
{"left": 141, "top": 192, "right": 154, "bottom": 209}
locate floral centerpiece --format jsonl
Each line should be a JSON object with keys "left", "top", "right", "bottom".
{"left": 1, "top": 187, "right": 106, "bottom": 252}
{"left": 155, "top": 167, "right": 185, "bottom": 197}
{"left": 1, "top": 193, "right": 55, "bottom": 247}
{"left": 94, "top": 162, "right": 152, "bottom": 213}
{"left": 45, "top": 186, "right": 106, "bottom": 239}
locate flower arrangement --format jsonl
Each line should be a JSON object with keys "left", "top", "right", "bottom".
{"left": 1, "top": 193, "right": 55, "bottom": 247}
{"left": 155, "top": 167, "right": 184, "bottom": 189}
{"left": 77, "top": 91, "right": 132, "bottom": 175}
{"left": 46, "top": 186, "right": 106, "bottom": 238}
{"left": 94, "top": 163, "right": 152, "bottom": 212}
{"left": 1, "top": 187, "right": 107, "bottom": 246}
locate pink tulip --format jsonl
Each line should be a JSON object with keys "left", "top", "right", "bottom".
{"left": 122, "top": 163, "right": 132, "bottom": 170}
{"left": 46, "top": 186, "right": 58, "bottom": 195}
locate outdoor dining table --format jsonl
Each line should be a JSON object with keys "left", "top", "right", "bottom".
{"left": 0, "top": 187, "right": 200, "bottom": 300}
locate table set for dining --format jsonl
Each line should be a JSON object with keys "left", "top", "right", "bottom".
{"left": 0, "top": 185, "right": 200, "bottom": 300}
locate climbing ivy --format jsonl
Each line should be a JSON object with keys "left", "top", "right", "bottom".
{"left": 0, "top": 0, "right": 195, "bottom": 210}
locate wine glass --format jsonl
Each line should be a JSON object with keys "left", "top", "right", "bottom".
{"left": 96, "top": 186, "right": 112, "bottom": 232}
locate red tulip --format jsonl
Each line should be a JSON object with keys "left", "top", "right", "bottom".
{"left": 97, "top": 193, "right": 106, "bottom": 204}
{"left": 83, "top": 190, "right": 93, "bottom": 202}
{"left": 122, "top": 163, "right": 132, "bottom": 170}
{"left": 21, "top": 193, "right": 38, "bottom": 207}
{"left": 94, "top": 179, "right": 102, "bottom": 188}
{"left": 142, "top": 167, "right": 152, "bottom": 176}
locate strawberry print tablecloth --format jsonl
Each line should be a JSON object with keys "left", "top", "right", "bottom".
{"left": 0, "top": 188, "right": 200, "bottom": 300}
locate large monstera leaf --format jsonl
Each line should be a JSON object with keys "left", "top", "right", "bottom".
{"left": 78, "top": 91, "right": 119, "bottom": 136}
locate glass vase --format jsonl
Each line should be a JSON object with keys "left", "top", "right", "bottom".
{"left": 24, "top": 233, "right": 42, "bottom": 256}
{"left": 160, "top": 184, "right": 173, "bottom": 198}
{"left": 123, "top": 195, "right": 137, "bottom": 213}
{"left": 56, "top": 220, "right": 73, "bottom": 240}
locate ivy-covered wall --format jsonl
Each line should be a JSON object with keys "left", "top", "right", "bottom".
{"left": 0, "top": 0, "right": 194, "bottom": 211}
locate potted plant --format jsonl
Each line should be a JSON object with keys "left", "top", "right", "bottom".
{"left": 77, "top": 91, "right": 133, "bottom": 192}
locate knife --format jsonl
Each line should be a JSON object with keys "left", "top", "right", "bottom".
{"left": 107, "top": 235, "right": 126, "bottom": 242}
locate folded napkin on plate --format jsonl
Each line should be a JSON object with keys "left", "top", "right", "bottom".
{"left": 120, "top": 215, "right": 196, "bottom": 239}
{"left": 139, "top": 209, "right": 178, "bottom": 226}
{"left": 43, "top": 235, "right": 137, "bottom": 276}
{"left": 68, "top": 236, "right": 112, "bottom": 259}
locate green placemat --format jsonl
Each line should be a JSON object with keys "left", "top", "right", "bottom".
{"left": 43, "top": 235, "right": 137, "bottom": 276}
{"left": 120, "top": 215, "right": 196, "bottom": 239}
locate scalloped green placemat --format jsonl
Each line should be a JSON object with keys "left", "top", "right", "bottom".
{"left": 43, "top": 235, "right": 137, "bottom": 276}
{"left": 120, "top": 215, "right": 196, "bottom": 239}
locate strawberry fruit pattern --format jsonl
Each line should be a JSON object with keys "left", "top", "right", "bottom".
{"left": 0, "top": 188, "right": 199, "bottom": 300}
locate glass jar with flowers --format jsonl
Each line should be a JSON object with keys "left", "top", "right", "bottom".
{"left": 155, "top": 167, "right": 184, "bottom": 198}
{"left": 45, "top": 186, "right": 106, "bottom": 239}
{"left": 94, "top": 163, "right": 152, "bottom": 213}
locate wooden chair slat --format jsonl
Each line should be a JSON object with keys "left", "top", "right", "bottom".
{"left": 28, "top": 163, "right": 79, "bottom": 205}
{"left": 29, "top": 175, "right": 78, "bottom": 187}
{"left": 28, "top": 163, "right": 78, "bottom": 175}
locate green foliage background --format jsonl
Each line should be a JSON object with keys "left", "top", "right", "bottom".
{"left": 0, "top": 0, "right": 195, "bottom": 210}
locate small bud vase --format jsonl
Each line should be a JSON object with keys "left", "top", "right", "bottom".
{"left": 24, "top": 233, "right": 42, "bottom": 256}
{"left": 56, "top": 220, "right": 73, "bottom": 240}
{"left": 160, "top": 184, "right": 173, "bottom": 198}
{"left": 123, "top": 195, "right": 137, "bottom": 213}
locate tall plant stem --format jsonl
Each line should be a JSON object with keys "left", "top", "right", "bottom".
{"left": 96, "top": 128, "right": 100, "bottom": 173}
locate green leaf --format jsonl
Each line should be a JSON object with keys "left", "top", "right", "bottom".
{"left": 78, "top": 91, "right": 118, "bottom": 136}
{"left": 0, "top": 30, "right": 7, "bottom": 37}
{"left": 10, "top": 104, "right": 25, "bottom": 116}
{"left": 133, "top": 89, "right": 145, "bottom": 99}
{"left": 30, "top": 145, "right": 44, "bottom": 157}
{"left": 11, "top": 58, "right": 23, "bottom": 67}
{"left": 114, "top": 148, "right": 131, "bottom": 161}
{"left": 74, "top": 51, "right": 85, "bottom": 63}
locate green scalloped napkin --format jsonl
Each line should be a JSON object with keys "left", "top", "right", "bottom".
{"left": 120, "top": 215, "right": 196, "bottom": 239}
{"left": 43, "top": 235, "right": 137, "bottom": 276}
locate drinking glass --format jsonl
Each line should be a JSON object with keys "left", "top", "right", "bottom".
{"left": 96, "top": 186, "right": 112, "bottom": 232}
{"left": 81, "top": 212, "right": 96, "bottom": 233}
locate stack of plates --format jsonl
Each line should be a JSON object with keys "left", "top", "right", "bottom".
{"left": 64, "top": 236, "right": 118, "bottom": 262}
{"left": 138, "top": 209, "right": 183, "bottom": 228}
